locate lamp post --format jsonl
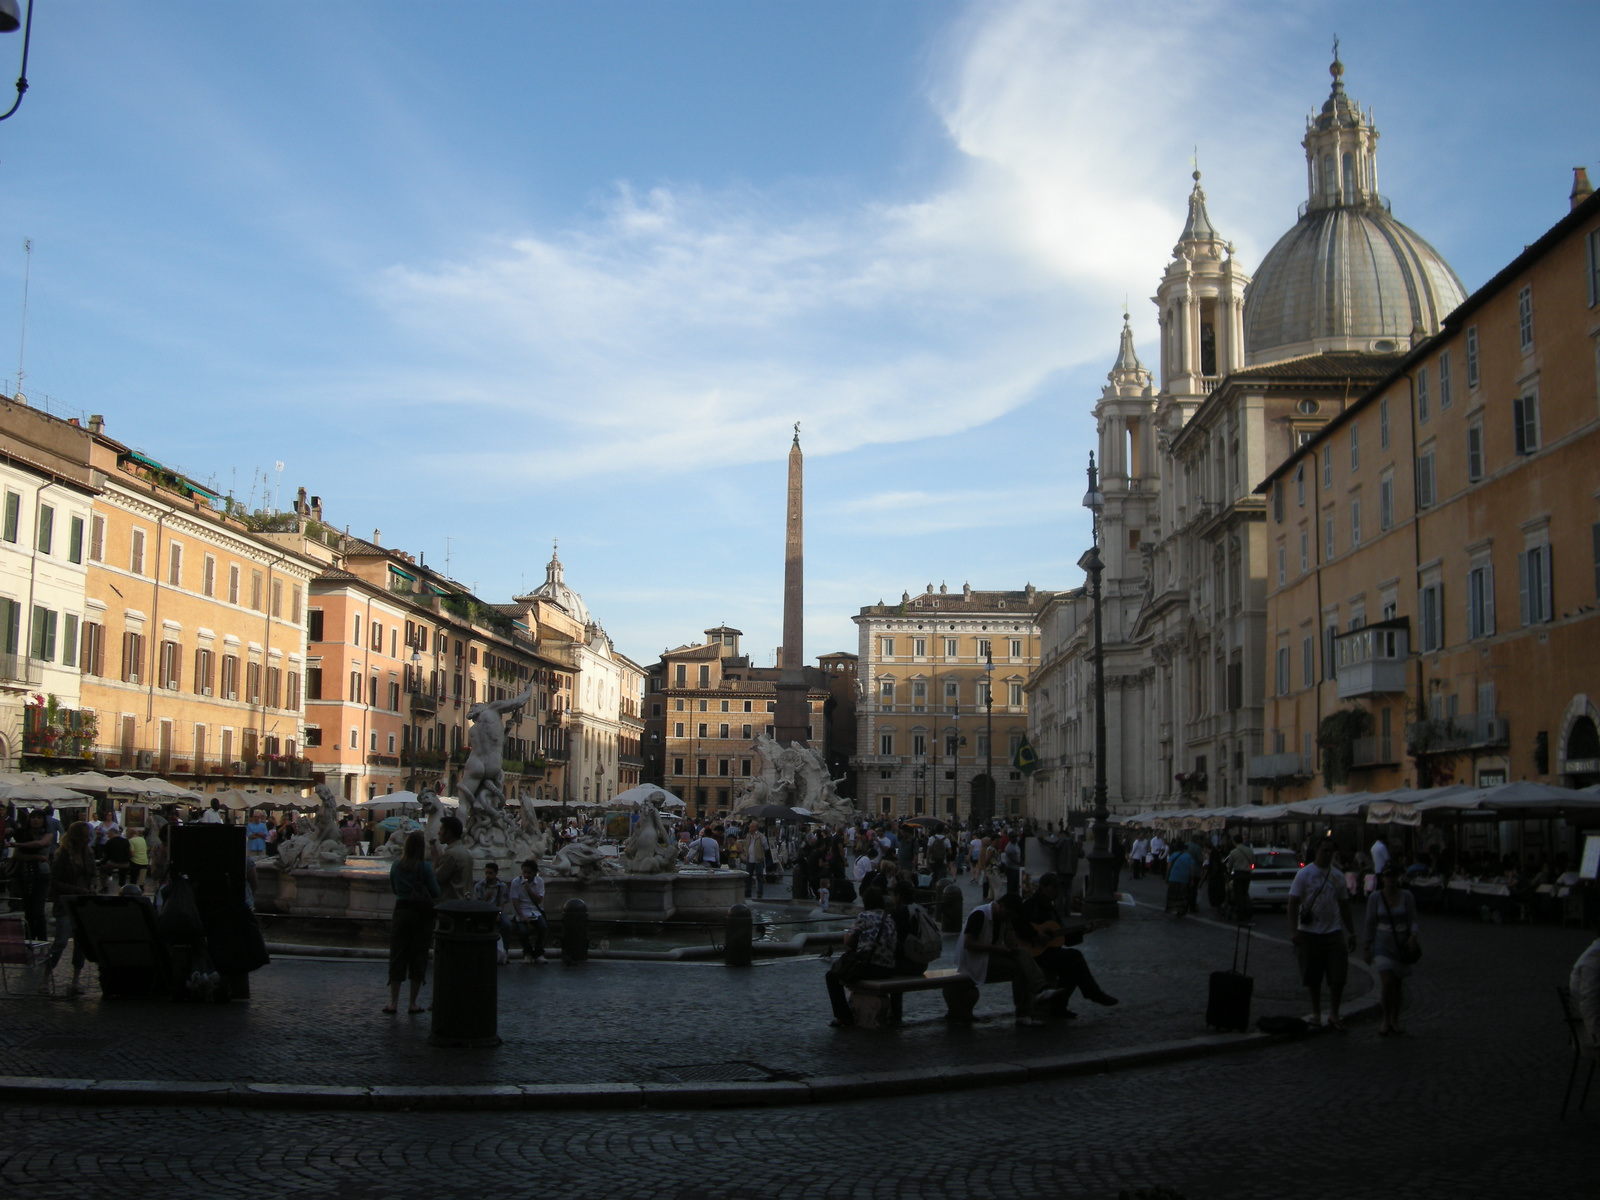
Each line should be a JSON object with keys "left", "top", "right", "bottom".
{"left": 408, "top": 649, "right": 422, "bottom": 790}
{"left": 0, "top": 0, "right": 34, "bottom": 123}
{"left": 1080, "top": 452, "right": 1118, "bottom": 920}
{"left": 981, "top": 650, "right": 995, "bottom": 828}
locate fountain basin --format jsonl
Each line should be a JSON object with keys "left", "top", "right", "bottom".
{"left": 253, "top": 860, "right": 750, "bottom": 929}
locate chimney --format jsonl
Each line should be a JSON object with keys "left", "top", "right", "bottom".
{"left": 310, "top": 495, "right": 322, "bottom": 522}
{"left": 1572, "top": 166, "right": 1594, "bottom": 210}
{"left": 88, "top": 414, "right": 104, "bottom": 435}
{"left": 373, "top": 529, "right": 381, "bottom": 546}
{"left": 294, "top": 486, "right": 308, "bottom": 516}
{"left": 962, "top": 582, "right": 972, "bottom": 600}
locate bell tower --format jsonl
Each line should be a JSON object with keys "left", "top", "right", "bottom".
{"left": 1302, "top": 40, "right": 1381, "bottom": 213}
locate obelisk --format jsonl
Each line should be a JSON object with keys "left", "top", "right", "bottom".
{"left": 773, "top": 423, "right": 810, "bottom": 748}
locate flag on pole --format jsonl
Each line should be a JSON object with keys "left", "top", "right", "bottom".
{"left": 1013, "top": 737, "right": 1038, "bottom": 776}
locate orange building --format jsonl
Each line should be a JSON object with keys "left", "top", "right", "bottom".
{"left": 1254, "top": 178, "right": 1600, "bottom": 800}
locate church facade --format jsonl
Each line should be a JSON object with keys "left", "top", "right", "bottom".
{"left": 1027, "top": 52, "right": 1467, "bottom": 822}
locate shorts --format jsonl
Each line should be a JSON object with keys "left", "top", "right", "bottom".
{"left": 1296, "top": 931, "right": 1349, "bottom": 991}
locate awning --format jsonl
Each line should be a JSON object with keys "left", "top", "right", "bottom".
{"left": 389, "top": 565, "right": 417, "bottom": 581}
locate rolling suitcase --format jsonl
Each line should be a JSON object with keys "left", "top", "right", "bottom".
{"left": 1206, "top": 922, "right": 1253, "bottom": 1031}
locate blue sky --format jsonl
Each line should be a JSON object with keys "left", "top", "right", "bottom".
{"left": 0, "top": 0, "right": 1594, "bottom": 667}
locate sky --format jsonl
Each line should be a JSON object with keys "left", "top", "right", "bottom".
{"left": 0, "top": 0, "right": 1594, "bottom": 668}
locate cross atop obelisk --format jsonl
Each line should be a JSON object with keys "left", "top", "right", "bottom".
{"left": 774, "top": 425, "right": 809, "bottom": 746}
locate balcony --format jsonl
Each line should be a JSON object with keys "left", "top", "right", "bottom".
{"left": 619, "top": 752, "right": 644, "bottom": 768}
{"left": 409, "top": 690, "right": 438, "bottom": 717}
{"left": 401, "top": 749, "right": 447, "bottom": 770}
{"left": 367, "top": 753, "right": 401, "bottom": 768}
{"left": 0, "top": 653, "right": 44, "bottom": 687}
{"left": 1407, "top": 713, "right": 1510, "bottom": 756}
{"left": 1246, "top": 751, "right": 1314, "bottom": 785}
{"left": 1335, "top": 620, "right": 1409, "bottom": 700}
{"left": 1350, "top": 735, "right": 1402, "bottom": 768}
{"left": 82, "top": 747, "right": 313, "bottom": 780}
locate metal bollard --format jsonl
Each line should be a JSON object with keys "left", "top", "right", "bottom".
{"left": 724, "top": 903, "right": 753, "bottom": 967}
{"left": 560, "top": 897, "right": 589, "bottom": 965}
{"left": 939, "top": 881, "right": 965, "bottom": 934}
{"left": 428, "top": 900, "right": 502, "bottom": 1048}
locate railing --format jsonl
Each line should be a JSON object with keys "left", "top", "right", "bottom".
{"left": 1350, "top": 735, "right": 1402, "bottom": 767}
{"left": 400, "top": 749, "right": 447, "bottom": 769}
{"left": 1199, "top": 376, "right": 1220, "bottom": 394}
{"left": 1407, "top": 713, "right": 1510, "bottom": 756}
{"left": 367, "top": 753, "right": 400, "bottom": 768}
{"left": 619, "top": 752, "right": 644, "bottom": 767}
{"left": 1246, "top": 751, "right": 1314, "bottom": 784}
{"left": 83, "top": 746, "right": 313, "bottom": 780}
{"left": 409, "top": 690, "right": 438, "bottom": 717}
{"left": 0, "top": 653, "right": 44, "bottom": 687}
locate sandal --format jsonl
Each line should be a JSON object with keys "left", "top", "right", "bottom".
{"left": 407, "top": 1006, "right": 426, "bottom": 1014}
{"left": 1326, "top": 1017, "right": 1348, "bottom": 1032}
{"left": 382, "top": 1006, "right": 398, "bottom": 1014}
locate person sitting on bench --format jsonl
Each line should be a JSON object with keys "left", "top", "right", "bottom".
{"left": 954, "top": 892, "right": 1060, "bottom": 1027}
{"left": 825, "top": 886, "right": 899, "bottom": 1027}
{"left": 1018, "top": 873, "right": 1118, "bottom": 1014}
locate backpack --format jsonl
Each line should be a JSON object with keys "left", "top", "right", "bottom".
{"left": 903, "top": 903, "right": 943, "bottom": 965}
{"left": 928, "top": 836, "right": 948, "bottom": 864}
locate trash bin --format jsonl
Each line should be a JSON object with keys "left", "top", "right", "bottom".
{"left": 428, "top": 899, "right": 502, "bottom": 1048}
{"left": 724, "top": 903, "right": 753, "bottom": 967}
{"left": 560, "top": 897, "right": 589, "bottom": 965}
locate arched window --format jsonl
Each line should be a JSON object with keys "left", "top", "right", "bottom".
{"left": 1342, "top": 153, "right": 1355, "bottom": 199}
{"left": 1323, "top": 155, "right": 1336, "bottom": 196}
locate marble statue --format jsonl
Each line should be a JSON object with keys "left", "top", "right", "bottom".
{"left": 450, "top": 685, "right": 548, "bottom": 863}
{"left": 739, "top": 733, "right": 856, "bottom": 825}
{"left": 620, "top": 794, "right": 678, "bottom": 874}
{"left": 374, "top": 788, "right": 443, "bottom": 860}
{"left": 543, "top": 833, "right": 618, "bottom": 881}
{"left": 277, "top": 784, "right": 349, "bottom": 869}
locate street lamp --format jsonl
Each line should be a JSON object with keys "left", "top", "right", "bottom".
{"left": 981, "top": 649, "right": 995, "bottom": 827}
{"left": 1079, "top": 452, "right": 1118, "bottom": 920}
{"left": 0, "top": 0, "right": 35, "bottom": 123}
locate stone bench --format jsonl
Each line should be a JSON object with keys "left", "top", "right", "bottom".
{"left": 846, "top": 968, "right": 979, "bottom": 1029}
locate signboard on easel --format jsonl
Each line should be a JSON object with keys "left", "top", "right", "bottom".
{"left": 1580, "top": 834, "right": 1600, "bottom": 881}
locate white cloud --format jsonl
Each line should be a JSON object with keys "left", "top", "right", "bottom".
{"left": 366, "top": 0, "right": 1311, "bottom": 487}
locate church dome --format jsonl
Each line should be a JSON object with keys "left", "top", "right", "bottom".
{"left": 1242, "top": 49, "right": 1467, "bottom": 364}
{"left": 530, "top": 542, "right": 591, "bottom": 626}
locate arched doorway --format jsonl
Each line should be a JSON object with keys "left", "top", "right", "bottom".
{"left": 1562, "top": 714, "right": 1600, "bottom": 788}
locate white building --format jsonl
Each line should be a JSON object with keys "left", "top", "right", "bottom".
{"left": 1028, "top": 54, "right": 1467, "bottom": 819}
{"left": 0, "top": 401, "right": 96, "bottom": 769}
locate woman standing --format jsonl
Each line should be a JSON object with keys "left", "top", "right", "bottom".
{"left": 126, "top": 826, "right": 149, "bottom": 890}
{"left": 386, "top": 831, "right": 440, "bottom": 1015}
{"left": 1363, "top": 863, "right": 1421, "bottom": 1036}
{"left": 11, "top": 809, "right": 54, "bottom": 940}
{"left": 42, "top": 820, "right": 98, "bottom": 995}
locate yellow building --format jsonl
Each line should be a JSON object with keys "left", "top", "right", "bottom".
{"left": 659, "top": 626, "right": 830, "bottom": 818}
{"left": 855, "top": 585, "right": 1050, "bottom": 822}
{"left": 1254, "top": 179, "right": 1600, "bottom": 801}
{"left": 74, "top": 419, "right": 320, "bottom": 790}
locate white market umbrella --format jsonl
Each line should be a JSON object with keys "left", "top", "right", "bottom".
{"left": 357, "top": 792, "right": 420, "bottom": 812}
{"left": 104, "top": 775, "right": 169, "bottom": 797}
{"left": 611, "top": 784, "right": 686, "bottom": 810}
{"left": 44, "top": 770, "right": 116, "bottom": 794}
{"left": 0, "top": 782, "right": 91, "bottom": 804}
{"left": 0, "top": 771, "right": 39, "bottom": 787}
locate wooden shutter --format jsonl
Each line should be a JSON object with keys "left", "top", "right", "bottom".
{"left": 1518, "top": 551, "right": 1530, "bottom": 627}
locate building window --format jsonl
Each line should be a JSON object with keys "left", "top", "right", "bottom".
{"left": 1519, "top": 544, "right": 1553, "bottom": 625}
{"left": 1324, "top": 622, "right": 1338, "bottom": 680}
{"left": 880, "top": 637, "right": 894, "bottom": 658}
{"left": 250, "top": 570, "right": 264, "bottom": 611}
{"left": 911, "top": 680, "right": 926, "bottom": 710}
{"left": 1324, "top": 515, "right": 1335, "bottom": 560}
{"left": 202, "top": 555, "right": 216, "bottom": 597}
{"left": 1008, "top": 638, "right": 1022, "bottom": 659}
{"left": 89, "top": 514, "right": 104, "bottom": 561}
{"left": 913, "top": 637, "right": 926, "bottom": 657}
{"left": 1322, "top": 444, "right": 1332, "bottom": 490}
{"left": 879, "top": 678, "right": 893, "bottom": 708}
{"left": 1438, "top": 349, "right": 1453, "bottom": 409}
{"left": 1272, "top": 480, "right": 1284, "bottom": 523}
{"left": 1467, "top": 421, "right": 1485, "bottom": 482}
{"left": 228, "top": 564, "right": 240, "bottom": 605}
{"left": 1416, "top": 367, "right": 1430, "bottom": 424}
{"left": 1589, "top": 228, "right": 1600, "bottom": 307}
{"left": 718, "top": 759, "right": 730, "bottom": 777}
{"left": 741, "top": 723, "right": 751, "bottom": 739}
{"left": 1517, "top": 285, "right": 1533, "bottom": 352}
{"left": 7, "top": 493, "right": 27, "bottom": 542}
{"left": 718, "top": 722, "right": 729, "bottom": 739}
{"left": 1513, "top": 389, "right": 1540, "bottom": 455}
{"left": 1465, "top": 325, "right": 1480, "bottom": 389}
{"left": 674, "top": 664, "right": 685, "bottom": 687}
{"left": 1295, "top": 463, "right": 1305, "bottom": 507}
{"left": 1379, "top": 471, "right": 1394, "bottom": 530}
{"left": 130, "top": 528, "right": 145, "bottom": 575}
{"left": 1349, "top": 422, "right": 1360, "bottom": 469}
{"left": 271, "top": 580, "right": 283, "bottom": 618}
{"left": 1419, "top": 583, "right": 1444, "bottom": 652}
{"left": 944, "top": 637, "right": 957, "bottom": 658}
{"left": 1299, "top": 529, "right": 1309, "bottom": 573}
{"left": 672, "top": 757, "right": 684, "bottom": 776}
{"left": 1468, "top": 562, "right": 1495, "bottom": 639}
{"left": 977, "top": 638, "right": 991, "bottom": 660}
{"left": 35, "top": 504, "right": 53, "bottom": 554}
{"left": 1276, "top": 545, "right": 1286, "bottom": 587}
{"left": 1350, "top": 498, "right": 1362, "bottom": 547}
{"left": 220, "top": 654, "right": 239, "bottom": 698}
{"left": 1379, "top": 398, "right": 1390, "bottom": 449}
{"left": 1276, "top": 645, "right": 1290, "bottom": 696}
{"left": 697, "top": 723, "right": 707, "bottom": 738}
{"left": 879, "top": 732, "right": 894, "bottom": 755}
{"left": 697, "top": 664, "right": 710, "bottom": 688}
{"left": 1302, "top": 635, "right": 1314, "bottom": 687}
{"left": 1008, "top": 682, "right": 1023, "bottom": 706}
{"left": 1416, "top": 451, "right": 1436, "bottom": 509}
{"left": 29, "top": 606, "right": 57, "bottom": 662}
{"left": 673, "top": 722, "right": 684, "bottom": 738}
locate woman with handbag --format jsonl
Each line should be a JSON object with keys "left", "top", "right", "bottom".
{"left": 386, "top": 831, "right": 440, "bottom": 1015}
{"left": 1363, "top": 862, "right": 1421, "bottom": 1036}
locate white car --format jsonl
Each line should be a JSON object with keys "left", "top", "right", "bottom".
{"left": 1246, "top": 848, "right": 1303, "bottom": 909}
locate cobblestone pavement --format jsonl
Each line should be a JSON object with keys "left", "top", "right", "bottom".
{"left": 1, "top": 878, "right": 1592, "bottom": 1200}
{"left": 0, "top": 875, "right": 1343, "bottom": 1088}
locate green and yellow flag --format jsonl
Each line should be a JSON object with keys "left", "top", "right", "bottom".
{"left": 1013, "top": 737, "right": 1038, "bottom": 776}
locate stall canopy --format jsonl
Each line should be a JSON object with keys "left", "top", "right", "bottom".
{"left": 612, "top": 784, "right": 687, "bottom": 811}
{"left": 0, "top": 782, "right": 90, "bottom": 804}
